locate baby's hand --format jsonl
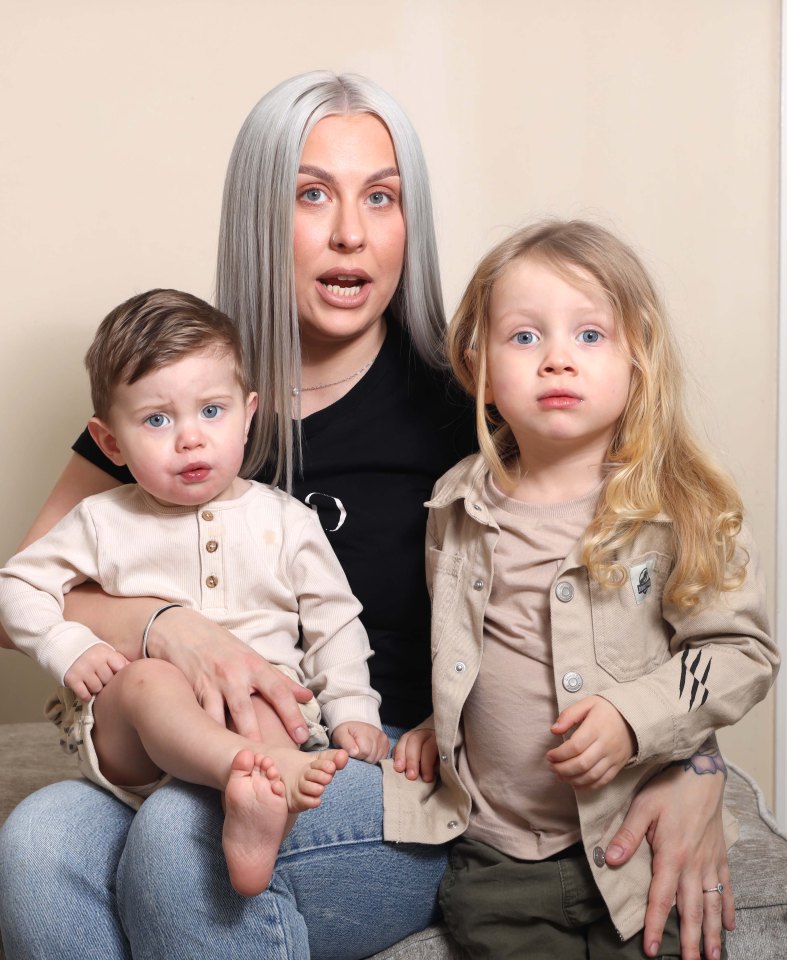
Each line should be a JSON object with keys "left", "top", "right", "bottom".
{"left": 332, "top": 721, "right": 389, "bottom": 763}
{"left": 547, "top": 695, "right": 636, "bottom": 789}
{"left": 64, "top": 642, "right": 129, "bottom": 703}
{"left": 392, "top": 727, "right": 439, "bottom": 783}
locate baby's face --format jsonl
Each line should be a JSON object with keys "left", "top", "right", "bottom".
{"left": 98, "top": 347, "right": 257, "bottom": 507}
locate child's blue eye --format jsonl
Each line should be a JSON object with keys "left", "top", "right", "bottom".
{"left": 145, "top": 413, "right": 169, "bottom": 428}
{"left": 202, "top": 405, "right": 220, "bottom": 420}
{"left": 580, "top": 330, "right": 602, "bottom": 344}
{"left": 514, "top": 331, "right": 537, "bottom": 345}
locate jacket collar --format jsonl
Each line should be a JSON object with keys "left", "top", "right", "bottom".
{"left": 426, "top": 452, "right": 673, "bottom": 529}
{"left": 426, "top": 454, "right": 492, "bottom": 523}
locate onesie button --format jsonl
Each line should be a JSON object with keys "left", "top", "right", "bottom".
{"left": 454, "top": 661, "right": 466, "bottom": 673}
{"left": 206, "top": 540, "right": 219, "bottom": 553}
{"left": 555, "top": 581, "right": 574, "bottom": 602}
{"left": 473, "top": 579, "right": 484, "bottom": 591}
{"left": 205, "top": 575, "right": 219, "bottom": 588}
{"left": 562, "top": 671, "right": 583, "bottom": 693}
{"left": 593, "top": 846, "right": 606, "bottom": 867}
{"left": 201, "top": 510, "right": 214, "bottom": 522}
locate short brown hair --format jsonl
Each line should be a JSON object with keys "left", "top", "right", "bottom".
{"left": 86, "top": 289, "right": 249, "bottom": 420}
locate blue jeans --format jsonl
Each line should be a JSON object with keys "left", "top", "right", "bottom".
{"left": 0, "top": 728, "right": 448, "bottom": 959}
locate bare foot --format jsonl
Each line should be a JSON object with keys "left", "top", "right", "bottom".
{"left": 266, "top": 745, "right": 349, "bottom": 812}
{"left": 223, "top": 749, "right": 288, "bottom": 896}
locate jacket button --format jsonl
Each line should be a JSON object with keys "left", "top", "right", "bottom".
{"left": 447, "top": 820, "right": 458, "bottom": 829}
{"left": 206, "top": 540, "right": 219, "bottom": 553}
{"left": 473, "top": 579, "right": 484, "bottom": 591}
{"left": 201, "top": 510, "right": 214, "bottom": 522}
{"left": 555, "top": 581, "right": 574, "bottom": 602}
{"left": 562, "top": 671, "right": 583, "bottom": 693}
{"left": 206, "top": 575, "right": 219, "bottom": 588}
{"left": 454, "top": 661, "right": 466, "bottom": 673}
{"left": 440, "top": 754, "right": 447, "bottom": 762}
{"left": 593, "top": 846, "right": 606, "bottom": 867}
{"left": 473, "top": 504, "right": 481, "bottom": 511}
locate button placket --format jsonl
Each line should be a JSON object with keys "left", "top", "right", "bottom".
{"left": 198, "top": 510, "right": 225, "bottom": 606}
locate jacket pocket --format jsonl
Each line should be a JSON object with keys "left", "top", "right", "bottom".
{"left": 590, "top": 552, "right": 672, "bottom": 681}
{"left": 428, "top": 547, "right": 464, "bottom": 656}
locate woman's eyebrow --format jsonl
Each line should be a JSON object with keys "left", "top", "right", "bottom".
{"left": 297, "top": 164, "right": 400, "bottom": 187}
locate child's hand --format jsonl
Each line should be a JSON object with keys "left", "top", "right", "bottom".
{"left": 332, "top": 721, "right": 389, "bottom": 763}
{"left": 64, "top": 642, "right": 129, "bottom": 703}
{"left": 547, "top": 695, "right": 636, "bottom": 789}
{"left": 392, "top": 727, "right": 439, "bottom": 782}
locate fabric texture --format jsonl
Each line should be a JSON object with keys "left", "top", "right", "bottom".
{"left": 457, "top": 477, "right": 597, "bottom": 858}
{"left": 439, "top": 835, "right": 719, "bottom": 959}
{"left": 0, "top": 481, "right": 381, "bottom": 734}
{"left": 381, "top": 453, "right": 777, "bottom": 942}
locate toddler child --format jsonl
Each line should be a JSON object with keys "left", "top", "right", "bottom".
{"left": 387, "top": 221, "right": 778, "bottom": 959}
{"left": 0, "top": 288, "right": 388, "bottom": 896}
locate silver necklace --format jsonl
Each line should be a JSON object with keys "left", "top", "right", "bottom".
{"left": 292, "top": 359, "right": 373, "bottom": 397}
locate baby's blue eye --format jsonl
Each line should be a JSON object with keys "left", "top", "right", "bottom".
{"left": 580, "top": 330, "right": 602, "bottom": 344}
{"left": 514, "top": 331, "right": 537, "bottom": 345}
{"left": 202, "top": 405, "right": 220, "bottom": 419}
{"left": 145, "top": 413, "right": 169, "bottom": 428}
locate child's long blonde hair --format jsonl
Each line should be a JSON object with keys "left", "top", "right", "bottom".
{"left": 448, "top": 220, "right": 745, "bottom": 609}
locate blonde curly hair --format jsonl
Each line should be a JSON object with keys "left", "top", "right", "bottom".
{"left": 448, "top": 219, "right": 745, "bottom": 609}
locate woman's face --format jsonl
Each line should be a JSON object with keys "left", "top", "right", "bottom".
{"left": 293, "top": 113, "right": 406, "bottom": 354}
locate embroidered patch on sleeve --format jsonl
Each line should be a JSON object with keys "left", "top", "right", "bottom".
{"left": 679, "top": 649, "right": 711, "bottom": 710}
{"left": 629, "top": 559, "right": 656, "bottom": 605}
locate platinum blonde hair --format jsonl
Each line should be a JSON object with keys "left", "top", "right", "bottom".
{"left": 216, "top": 71, "right": 446, "bottom": 489}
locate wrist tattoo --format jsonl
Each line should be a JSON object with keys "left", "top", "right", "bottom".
{"left": 676, "top": 737, "right": 728, "bottom": 778}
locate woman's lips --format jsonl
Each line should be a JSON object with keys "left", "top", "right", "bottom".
{"left": 316, "top": 270, "right": 373, "bottom": 308}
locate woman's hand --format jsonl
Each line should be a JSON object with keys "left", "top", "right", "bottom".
{"left": 392, "top": 727, "right": 439, "bottom": 782}
{"left": 604, "top": 741, "right": 732, "bottom": 960}
{"left": 146, "top": 606, "right": 315, "bottom": 743}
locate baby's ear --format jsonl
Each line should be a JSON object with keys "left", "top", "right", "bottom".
{"left": 87, "top": 417, "right": 126, "bottom": 466}
{"left": 244, "top": 392, "right": 258, "bottom": 441}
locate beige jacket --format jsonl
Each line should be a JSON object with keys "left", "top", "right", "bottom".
{"left": 0, "top": 481, "right": 381, "bottom": 732}
{"left": 383, "top": 454, "right": 778, "bottom": 940}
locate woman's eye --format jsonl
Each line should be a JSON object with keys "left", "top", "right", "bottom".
{"left": 302, "top": 187, "right": 327, "bottom": 204}
{"left": 201, "top": 405, "right": 220, "bottom": 420}
{"left": 145, "top": 413, "right": 169, "bottom": 428}
{"left": 579, "top": 330, "right": 602, "bottom": 344}
{"left": 514, "top": 331, "right": 537, "bottom": 345}
{"left": 367, "top": 191, "right": 391, "bottom": 207}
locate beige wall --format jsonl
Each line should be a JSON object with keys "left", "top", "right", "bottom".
{"left": 1, "top": 2, "right": 780, "bottom": 800}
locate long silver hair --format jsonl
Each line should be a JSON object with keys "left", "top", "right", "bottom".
{"left": 216, "top": 70, "right": 446, "bottom": 489}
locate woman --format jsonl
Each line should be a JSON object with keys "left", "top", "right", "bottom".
{"left": 0, "top": 72, "right": 732, "bottom": 960}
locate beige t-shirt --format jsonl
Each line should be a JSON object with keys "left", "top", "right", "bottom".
{"left": 457, "top": 475, "right": 600, "bottom": 859}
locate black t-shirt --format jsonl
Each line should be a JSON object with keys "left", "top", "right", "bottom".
{"left": 73, "top": 321, "right": 477, "bottom": 727}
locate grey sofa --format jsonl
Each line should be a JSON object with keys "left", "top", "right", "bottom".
{"left": 1, "top": 722, "right": 785, "bottom": 959}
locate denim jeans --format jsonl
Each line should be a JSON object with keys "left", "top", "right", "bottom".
{"left": 0, "top": 726, "right": 448, "bottom": 959}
